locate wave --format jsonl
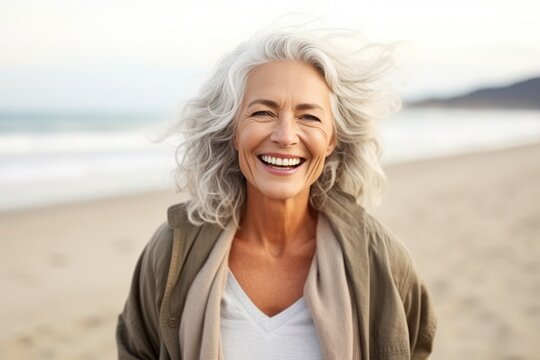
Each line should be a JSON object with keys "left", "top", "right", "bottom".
{"left": 0, "top": 131, "right": 166, "bottom": 156}
{"left": 0, "top": 108, "right": 539, "bottom": 211}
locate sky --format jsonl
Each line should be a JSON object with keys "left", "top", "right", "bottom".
{"left": 1, "top": 0, "right": 539, "bottom": 112}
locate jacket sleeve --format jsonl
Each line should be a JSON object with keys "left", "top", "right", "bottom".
{"left": 364, "top": 211, "right": 437, "bottom": 359}
{"left": 401, "top": 263, "right": 437, "bottom": 359}
{"left": 116, "top": 223, "right": 171, "bottom": 359}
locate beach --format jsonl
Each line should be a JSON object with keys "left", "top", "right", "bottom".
{"left": 1, "top": 143, "right": 539, "bottom": 359}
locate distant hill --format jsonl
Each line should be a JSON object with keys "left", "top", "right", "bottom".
{"left": 408, "top": 76, "right": 540, "bottom": 110}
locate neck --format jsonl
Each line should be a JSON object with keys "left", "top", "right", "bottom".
{"left": 237, "top": 186, "right": 317, "bottom": 256}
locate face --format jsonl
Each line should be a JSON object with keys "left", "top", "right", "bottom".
{"left": 234, "top": 61, "right": 336, "bottom": 202}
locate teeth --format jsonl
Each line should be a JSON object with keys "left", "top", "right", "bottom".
{"left": 261, "top": 155, "right": 301, "bottom": 167}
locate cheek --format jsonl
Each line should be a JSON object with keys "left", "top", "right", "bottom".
{"left": 234, "top": 119, "right": 252, "bottom": 150}
{"left": 235, "top": 122, "right": 265, "bottom": 178}
{"left": 303, "top": 125, "right": 334, "bottom": 156}
{"left": 233, "top": 118, "right": 247, "bottom": 150}
{"left": 235, "top": 125, "right": 255, "bottom": 151}
{"left": 236, "top": 120, "right": 273, "bottom": 148}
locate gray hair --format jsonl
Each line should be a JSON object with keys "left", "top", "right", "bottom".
{"left": 172, "top": 28, "right": 402, "bottom": 228}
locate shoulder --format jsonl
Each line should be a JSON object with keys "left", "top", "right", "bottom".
{"left": 138, "top": 203, "right": 194, "bottom": 290}
{"left": 144, "top": 202, "right": 192, "bottom": 259}
{"left": 363, "top": 212, "right": 417, "bottom": 292}
{"left": 363, "top": 210, "right": 412, "bottom": 263}
{"left": 142, "top": 202, "right": 223, "bottom": 287}
{"left": 325, "top": 190, "right": 414, "bottom": 268}
{"left": 364, "top": 213, "right": 437, "bottom": 355}
{"left": 324, "top": 190, "right": 417, "bottom": 295}
{"left": 141, "top": 222, "right": 173, "bottom": 276}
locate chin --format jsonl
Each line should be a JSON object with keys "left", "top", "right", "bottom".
{"left": 265, "top": 192, "right": 301, "bottom": 201}
{"left": 256, "top": 184, "right": 310, "bottom": 202}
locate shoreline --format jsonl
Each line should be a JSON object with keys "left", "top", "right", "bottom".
{"left": 2, "top": 140, "right": 539, "bottom": 216}
{"left": 1, "top": 142, "right": 539, "bottom": 359}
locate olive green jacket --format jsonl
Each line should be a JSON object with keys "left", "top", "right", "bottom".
{"left": 116, "top": 191, "right": 437, "bottom": 359}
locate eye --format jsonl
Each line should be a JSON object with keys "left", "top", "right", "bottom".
{"left": 251, "top": 110, "right": 273, "bottom": 117}
{"left": 299, "top": 114, "right": 321, "bottom": 122}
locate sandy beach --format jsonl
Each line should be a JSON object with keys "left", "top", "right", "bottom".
{"left": 1, "top": 143, "right": 539, "bottom": 359}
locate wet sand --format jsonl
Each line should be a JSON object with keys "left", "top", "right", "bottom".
{"left": 1, "top": 143, "right": 539, "bottom": 359}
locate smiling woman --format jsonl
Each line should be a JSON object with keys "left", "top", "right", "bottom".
{"left": 117, "top": 28, "right": 436, "bottom": 360}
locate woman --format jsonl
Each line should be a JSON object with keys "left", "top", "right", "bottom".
{"left": 117, "top": 29, "right": 436, "bottom": 360}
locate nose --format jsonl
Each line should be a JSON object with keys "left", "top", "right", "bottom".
{"left": 270, "top": 112, "right": 299, "bottom": 147}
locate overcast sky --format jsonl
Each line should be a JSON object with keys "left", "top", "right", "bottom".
{"left": 1, "top": 0, "right": 539, "bottom": 112}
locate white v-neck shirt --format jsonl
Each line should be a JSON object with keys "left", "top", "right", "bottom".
{"left": 220, "top": 270, "right": 323, "bottom": 360}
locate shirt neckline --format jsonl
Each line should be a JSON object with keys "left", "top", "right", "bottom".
{"left": 226, "top": 269, "right": 308, "bottom": 332}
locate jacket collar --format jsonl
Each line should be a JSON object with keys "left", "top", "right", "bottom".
{"left": 167, "top": 202, "right": 190, "bottom": 229}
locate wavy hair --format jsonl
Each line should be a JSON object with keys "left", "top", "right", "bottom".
{"left": 172, "top": 28, "right": 402, "bottom": 228}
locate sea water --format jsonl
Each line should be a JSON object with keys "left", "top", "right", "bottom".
{"left": 380, "top": 108, "right": 540, "bottom": 163}
{"left": 0, "top": 108, "right": 539, "bottom": 211}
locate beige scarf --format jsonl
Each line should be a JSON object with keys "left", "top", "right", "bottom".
{"left": 179, "top": 214, "right": 360, "bottom": 359}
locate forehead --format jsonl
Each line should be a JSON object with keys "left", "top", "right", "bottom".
{"left": 243, "top": 61, "right": 331, "bottom": 106}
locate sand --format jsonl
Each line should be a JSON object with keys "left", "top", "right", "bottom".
{"left": 1, "top": 143, "right": 539, "bottom": 359}
{"left": 371, "top": 143, "right": 540, "bottom": 359}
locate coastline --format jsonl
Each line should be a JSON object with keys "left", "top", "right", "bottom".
{"left": 1, "top": 142, "right": 539, "bottom": 359}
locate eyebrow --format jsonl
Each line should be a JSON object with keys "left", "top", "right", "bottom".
{"left": 247, "top": 99, "right": 324, "bottom": 111}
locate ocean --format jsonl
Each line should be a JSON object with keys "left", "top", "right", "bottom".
{"left": 1, "top": 108, "right": 539, "bottom": 211}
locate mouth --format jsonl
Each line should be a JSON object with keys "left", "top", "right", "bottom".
{"left": 258, "top": 154, "right": 305, "bottom": 169}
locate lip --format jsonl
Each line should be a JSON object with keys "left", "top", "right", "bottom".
{"left": 258, "top": 152, "right": 305, "bottom": 159}
{"left": 257, "top": 153, "right": 306, "bottom": 176}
